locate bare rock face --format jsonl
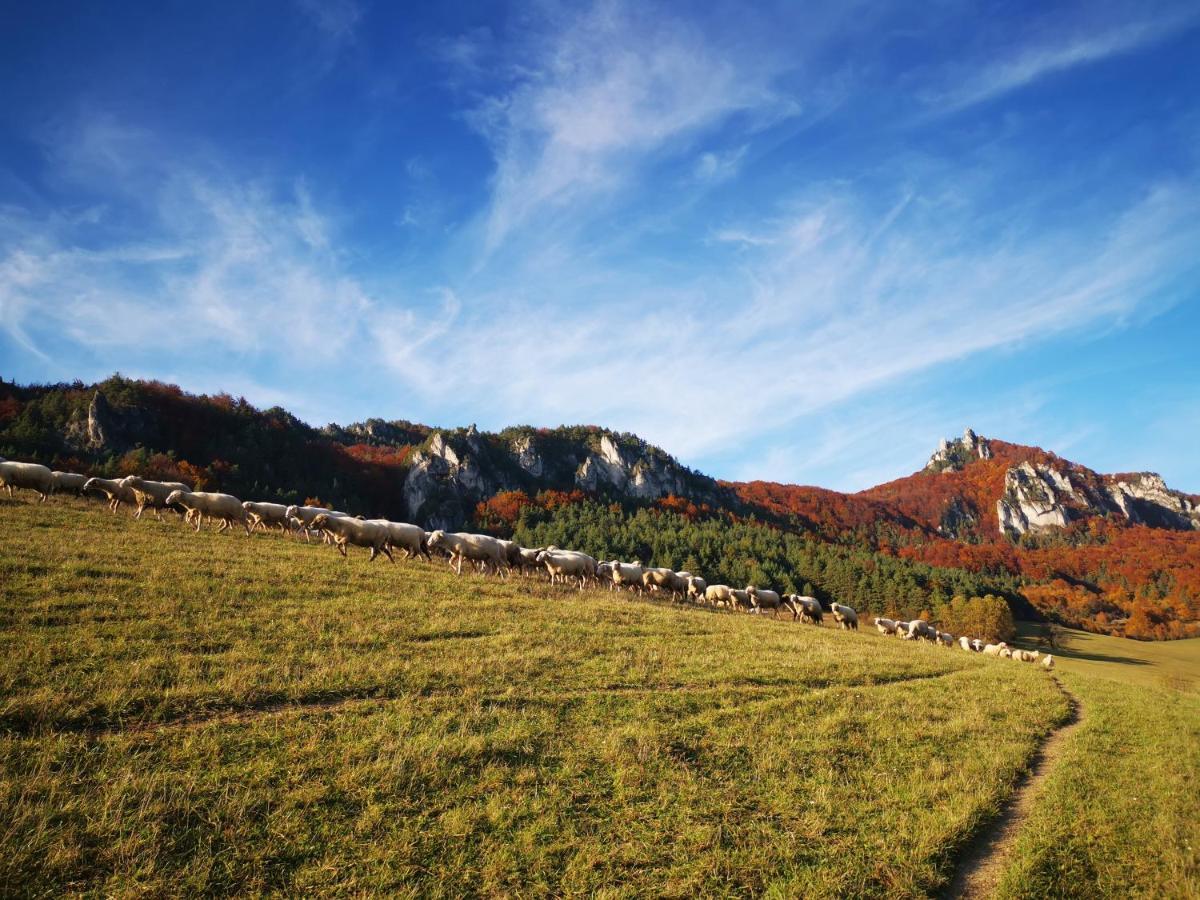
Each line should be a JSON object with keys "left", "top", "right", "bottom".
{"left": 994, "top": 463, "right": 1200, "bottom": 537}
{"left": 574, "top": 435, "right": 685, "bottom": 499}
{"left": 1105, "top": 473, "right": 1200, "bottom": 530}
{"left": 925, "top": 427, "right": 993, "bottom": 473}
{"left": 64, "top": 390, "right": 148, "bottom": 453}
{"left": 996, "top": 462, "right": 1073, "bottom": 536}
{"left": 510, "top": 435, "right": 545, "bottom": 477}
{"left": 402, "top": 431, "right": 498, "bottom": 529}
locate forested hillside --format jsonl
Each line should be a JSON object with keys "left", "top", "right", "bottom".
{"left": 2, "top": 374, "right": 1196, "bottom": 639}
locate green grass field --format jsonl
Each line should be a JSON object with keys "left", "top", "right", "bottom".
{"left": 0, "top": 498, "right": 1194, "bottom": 897}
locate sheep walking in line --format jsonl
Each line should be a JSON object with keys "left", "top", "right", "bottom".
{"left": 830, "top": 602, "right": 858, "bottom": 630}
{"left": 427, "top": 530, "right": 508, "bottom": 576}
{"left": 310, "top": 513, "right": 393, "bottom": 561}
{"left": 874, "top": 617, "right": 898, "bottom": 636}
{"left": 82, "top": 477, "right": 138, "bottom": 514}
{"left": 11, "top": 451, "right": 1060, "bottom": 678}
{"left": 1, "top": 461, "right": 56, "bottom": 502}
{"left": 538, "top": 549, "right": 598, "bottom": 590}
{"left": 121, "top": 476, "right": 191, "bottom": 520}
{"left": 788, "top": 596, "right": 823, "bottom": 624}
{"left": 165, "top": 489, "right": 252, "bottom": 534}
{"left": 746, "top": 585, "right": 785, "bottom": 617}
{"left": 51, "top": 471, "right": 89, "bottom": 498}
{"left": 243, "top": 501, "right": 293, "bottom": 534}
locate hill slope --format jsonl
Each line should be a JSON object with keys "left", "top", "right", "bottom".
{"left": 1, "top": 375, "right": 1197, "bottom": 638}
{"left": 0, "top": 496, "right": 1060, "bottom": 895}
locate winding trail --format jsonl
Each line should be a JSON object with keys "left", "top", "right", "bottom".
{"left": 943, "top": 677, "right": 1083, "bottom": 899}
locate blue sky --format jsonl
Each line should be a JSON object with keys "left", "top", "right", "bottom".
{"left": 1, "top": 0, "right": 1198, "bottom": 492}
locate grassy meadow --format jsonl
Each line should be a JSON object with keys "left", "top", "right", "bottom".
{"left": 0, "top": 497, "right": 1189, "bottom": 896}
{"left": 993, "top": 627, "right": 1200, "bottom": 898}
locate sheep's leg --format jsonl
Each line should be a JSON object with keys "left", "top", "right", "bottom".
{"left": 338, "top": 541, "right": 348, "bottom": 558}
{"left": 194, "top": 512, "right": 204, "bottom": 532}
{"left": 382, "top": 544, "right": 395, "bottom": 564}
{"left": 455, "top": 554, "right": 463, "bottom": 576}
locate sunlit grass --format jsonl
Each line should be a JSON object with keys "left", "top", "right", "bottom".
{"left": 1, "top": 497, "right": 1068, "bottom": 896}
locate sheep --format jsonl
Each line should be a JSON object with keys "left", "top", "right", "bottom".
{"left": 999, "top": 648, "right": 1014, "bottom": 659}
{"left": 366, "top": 520, "right": 430, "bottom": 560}
{"left": 0, "top": 461, "right": 55, "bottom": 502}
{"left": 240, "top": 501, "right": 292, "bottom": 533}
{"left": 874, "top": 617, "right": 898, "bottom": 635}
{"left": 82, "top": 477, "right": 138, "bottom": 513}
{"left": 164, "top": 489, "right": 252, "bottom": 534}
{"left": 427, "top": 530, "right": 508, "bottom": 576}
{"left": 908, "top": 620, "right": 938, "bottom": 643}
{"left": 516, "top": 546, "right": 546, "bottom": 575}
{"left": 1042, "top": 655, "right": 1055, "bottom": 670}
{"left": 50, "top": 470, "right": 89, "bottom": 498}
{"left": 971, "top": 638, "right": 984, "bottom": 653}
{"left": 310, "top": 513, "right": 393, "bottom": 561}
{"left": 728, "top": 588, "right": 753, "bottom": 612}
{"left": 789, "top": 595, "right": 823, "bottom": 624}
{"left": 1012, "top": 649, "right": 1041, "bottom": 663}
{"left": 537, "top": 549, "right": 597, "bottom": 590}
{"left": 958, "top": 636, "right": 974, "bottom": 652}
{"left": 284, "top": 505, "right": 349, "bottom": 543}
{"left": 642, "top": 568, "right": 690, "bottom": 600}
{"left": 686, "top": 575, "right": 707, "bottom": 603}
{"left": 830, "top": 602, "right": 859, "bottom": 630}
{"left": 982, "top": 642, "right": 1009, "bottom": 657}
{"left": 704, "top": 584, "right": 734, "bottom": 607}
{"left": 745, "top": 585, "right": 785, "bottom": 617}
{"left": 608, "top": 561, "right": 646, "bottom": 594}
{"left": 120, "top": 476, "right": 191, "bottom": 519}
{"left": 936, "top": 631, "right": 954, "bottom": 647}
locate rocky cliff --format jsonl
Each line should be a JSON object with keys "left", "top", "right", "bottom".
{"left": 400, "top": 425, "right": 721, "bottom": 528}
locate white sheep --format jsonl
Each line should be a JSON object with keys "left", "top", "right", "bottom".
{"left": 427, "top": 530, "right": 508, "bottom": 576}
{"left": 608, "top": 561, "right": 646, "bottom": 593}
{"left": 727, "top": 588, "right": 755, "bottom": 612}
{"left": 746, "top": 585, "right": 785, "bottom": 617}
{"left": 366, "top": 519, "right": 430, "bottom": 559}
{"left": 982, "top": 642, "right": 1009, "bottom": 657}
{"left": 686, "top": 575, "right": 707, "bottom": 603}
{"left": 704, "top": 584, "right": 734, "bottom": 607}
{"left": 310, "top": 513, "right": 393, "bottom": 561}
{"left": 120, "top": 476, "right": 191, "bottom": 519}
{"left": 936, "top": 631, "right": 954, "bottom": 647}
{"left": 0, "top": 461, "right": 55, "bottom": 502}
{"left": 284, "top": 505, "right": 349, "bottom": 543}
{"left": 830, "top": 602, "right": 859, "bottom": 630}
{"left": 83, "top": 477, "right": 138, "bottom": 513}
{"left": 1042, "top": 655, "right": 1055, "bottom": 670}
{"left": 874, "top": 617, "right": 898, "bottom": 635}
{"left": 242, "top": 501, "right": 292, "bottom": 533}
{"left": 165, "top": 489, "right": 252, "bottom": 534}
{"left": 1012, "top": 649, "right": 1041, "bottom": 663}
{"left": 971, "top": 638, "right": 984, "bottom": 653}
{"left": 788, "top": 595, "right": 823, "bottom": 624}
{"left": 958, "top": 636, "right": 974, "bottom": 652}
{"left": 50, "top": 470, "right": 89, "bottom": 498}
{"left": 908, "top": 620, "right": 938, "bottom": 642}
{"left": 537, "top": 549, "right": 597, "bottom": 589}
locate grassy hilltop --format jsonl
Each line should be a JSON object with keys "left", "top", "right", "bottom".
{"left": 0, "top": 498, "right": 1196, "bottom": 897}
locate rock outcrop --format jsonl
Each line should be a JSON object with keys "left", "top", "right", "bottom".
{"left": 996, "top": 462, "right": 1074, "bottom": 536}
{"left": 398, "top": 426, "right": 720, "bottom": 529}
{"left": 925, "top": 427, "right": 993, "bottom": 473}
{"left": 995, "top": 462, "right": 1200, "bottom": 537}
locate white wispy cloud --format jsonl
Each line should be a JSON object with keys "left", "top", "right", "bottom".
{"left": 457, "top": 2, "right": 795, "bottom": 251}
{"left": 929, "top": 9, "right": 1198, "bottom": 113}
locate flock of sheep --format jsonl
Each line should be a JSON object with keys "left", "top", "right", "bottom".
{"left": 0, "top": 458, "right": 1054, "bottom": 670}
